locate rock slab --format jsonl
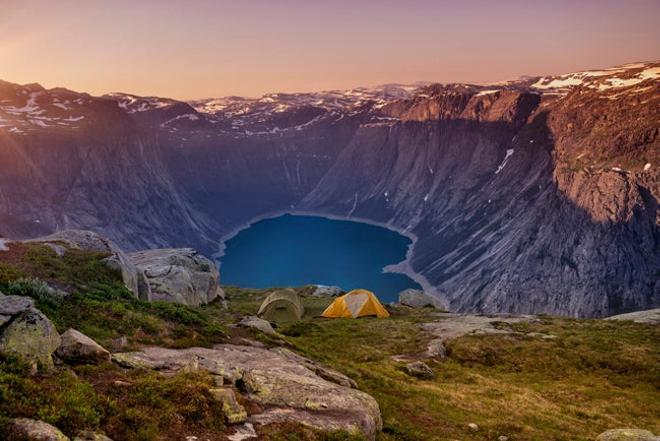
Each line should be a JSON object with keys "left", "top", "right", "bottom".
{"left": 112, "top": 344, "right": 382, "bottom": 439}
{"left": 421, "top": 313, "right": 539, "bottom": 342}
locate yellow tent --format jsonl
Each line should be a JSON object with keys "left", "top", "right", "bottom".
{"left": 321, "top": 289, "right": 390, "bottom": 318}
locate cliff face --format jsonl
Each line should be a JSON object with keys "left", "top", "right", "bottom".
{"left": 0, "top": 64, "right": 658, "bottom": 317}
{"left": 0, "top": 90, "right": 213, "bottom": 251}
{"left": 302, "top": 77, "right": 659, "bottom": 317}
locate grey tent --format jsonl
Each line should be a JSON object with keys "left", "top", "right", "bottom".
{"left": 257, "top": 288, "right": 304, "bottom": 324}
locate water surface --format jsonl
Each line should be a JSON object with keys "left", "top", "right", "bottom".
{"left": 218, "top": 214, "right": 420, "bottom": 302}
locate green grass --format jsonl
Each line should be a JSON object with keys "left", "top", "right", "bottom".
{"left": 0, "top": 242, "right": 227, "bottom": 349}
{"left": 1, "top": 246, "right": 658, "bottom": 441}
{"left": 223, "top": 289, "right": 660, "bottom": 441}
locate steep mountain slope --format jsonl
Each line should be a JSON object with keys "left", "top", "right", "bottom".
{"left": 0, "top": 63, "right": 657, "bottom": 317}
{"left": 0, "top": 83, "right": 214, "bottom": 251}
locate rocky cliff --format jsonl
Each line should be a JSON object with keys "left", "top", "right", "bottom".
{"left": 0, "top": 63, "right": 658, "bottom": 317}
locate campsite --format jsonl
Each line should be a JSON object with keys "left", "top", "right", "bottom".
{"left": 213, "top": 286, "right": 660, "bottom": 440}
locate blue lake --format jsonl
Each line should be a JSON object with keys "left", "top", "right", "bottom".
{"left": 217, "top": 214, "right": 421, "bottom": 302}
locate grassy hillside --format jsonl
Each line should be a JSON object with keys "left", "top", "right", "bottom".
{"left": 223, "top": 287, "right": 659, "bottom": 441}
{"left": 0, "top": 245, "right": 658, "bottom": 440}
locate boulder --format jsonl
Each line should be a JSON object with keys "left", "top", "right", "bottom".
{"left": 0, "top": 294, "right": 35, "bottom": 316}
{"left": 56, "top": 328, "right": 111, "bottom": 364}
{"left": 72, "top": 431, "right": 113, "bottom": 441}
{"left": 9, "top": 418, "right": 69, "bottom": 441}
{"left": 398, "top": 289, "right": 443, "bottom": 309}
{"left": 209, "top": 387, "right": 248, "bottom": 424}
{"left": 113, "top": 345, "right": 382, "bottom": 439}
{"left": 426, "top": 339, "right": 447, "bottom": 359}
{"left": 605, "top": 309, "right": 660, "bottom": 325}
{"left": 27, "top": 230, "right": 149, "bottom": 301}
{"left": 311, "top": 285, "right": 343, "bottom": 297}
{"left": 596, "top": 429, "right": 658, "bottom": 441}
{"left": 128, "top": 248, "right": 223, "bottom": 306}
{"left": 0, "top": 308, "right": 61, "bottom": 369}
{"left": 238, "top": 316, "right": 277, "bottom": 336}
{"left": 405, "top": 361, "right": 434, "bottom": 379}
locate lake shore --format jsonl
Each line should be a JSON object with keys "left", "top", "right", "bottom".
{"left": 212, "top": 209, "right": 449, "bottom": 308}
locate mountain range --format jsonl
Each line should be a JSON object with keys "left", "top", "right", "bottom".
{"left": 0, "top": 61, "right": 658, "bottom": 317}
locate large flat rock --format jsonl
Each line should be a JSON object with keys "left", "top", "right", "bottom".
{"left": 421, "top": 313, "right": 539, "bottom": 342}
{"left": 112, "top": 344, "right": 382, "bottom": 439}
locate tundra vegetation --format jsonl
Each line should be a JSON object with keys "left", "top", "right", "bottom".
{"left": 0, "top": 244, "right": 658, "bottom": 440}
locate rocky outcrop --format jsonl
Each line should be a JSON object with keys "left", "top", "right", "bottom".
{"left": 596, "top": 429, "right": 659, "bottom": 441}
{"left": 55, "top": 329, "right": 111, "bottom": 364}
{"left": 112, "top": 345, "right": 382, "bottom": 439}
{"left": 0, "top": 295, "right": 61, "bottom": 370}
{"left": 9, "top": 418, "right": 69, "bottom": 441}
{"left": 605, "top": 309, "right": 660, "bottom": 325}
{"left": 128, "top": 248, "right": 222, "bottom": 306}
{"left": 405, "top": 361, "right": 434, "bottom": 379}
{"left": 398, "top": 289, "right": 443, "bottom": 309}
{"left": 28, "top": 230, "right": 150, "bottom": 300}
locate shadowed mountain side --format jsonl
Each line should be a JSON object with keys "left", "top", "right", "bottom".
{"left": 301, "top": 111, "right": 658, "bottom": 317}
{"left": 0, "top": 129, "right": 215, "bottom": 252}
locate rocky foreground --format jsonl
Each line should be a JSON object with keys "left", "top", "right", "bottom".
{"left": 0, "top": 231, "right": 659, "bottom": 440}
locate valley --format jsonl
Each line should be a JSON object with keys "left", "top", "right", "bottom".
{"left": 0, "top": 62, "right": 658, "bottom": 317}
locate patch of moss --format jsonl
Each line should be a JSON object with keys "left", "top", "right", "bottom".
{"left": 0, "top": 356, "right": 228, "bottom": 440}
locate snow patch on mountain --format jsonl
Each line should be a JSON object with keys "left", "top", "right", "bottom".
{"left": 495, "top": 149, "right": 514, "bottom": 174}
{"left": 532, "top": 62, "right": 659, "bottom": 92}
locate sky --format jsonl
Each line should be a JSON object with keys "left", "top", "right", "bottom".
{"left": 0, "top": 0, "right": 659, "bottom": 100}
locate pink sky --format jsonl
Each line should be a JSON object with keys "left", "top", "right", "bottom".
{"left": 1, "top": 0, "right": 658, "bottom": 99}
